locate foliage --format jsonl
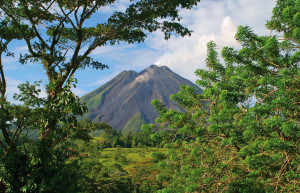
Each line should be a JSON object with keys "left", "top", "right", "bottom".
{"left": 127, "top": 158, "right": 163, "bottom": 193}
{"left": 1, "top": 0, "right": 298, "bottom": 192}
{"left": 122, "top": 112, "right": 147, "bottom": 134}
{"left": 77, "top": 158, "right": 135, "bottom": 193}
{"left": 86, "top": 123, "right": 159, "bottom": 149}
{"left": 0, "top": 0, "right": 201, "bottom": 97}
{"left": 150, "top": 0, "right": 299, "bottom": 192}
{"left": 0, "top": 79, "right": 89, "bottom": 192}
{"left": 74, "top": 138, "right": 166, "bottom": 193}
{"left": 0, "top": 0, "right": 201, "bottom": 191}
{"left": 151, "top": 152, "right": 167, "bottom": 163}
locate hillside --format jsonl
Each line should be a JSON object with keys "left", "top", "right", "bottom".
{"left": 80, "top": 65, "right": 201, "bottom": 132}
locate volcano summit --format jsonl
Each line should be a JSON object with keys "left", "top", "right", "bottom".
{"left": 80, "top": 65, "right": 200, "bottom": 133}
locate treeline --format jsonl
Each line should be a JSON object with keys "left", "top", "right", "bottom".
{"left": 0, "top": 0, "right": 299, "bottom": 192}
{"left": 144, "top": 0, "right": 299, "bottom": 192}
{"left": 78, "top": 0, "right": 300, "bottom": 191}
{"left": 73, "top": 120, "right": 160, "bottom": 149}
{"left": 58, "top": 122, "right": 167, "bottom": 193}
{"left": 0, "top": 0, "right": 201, "bottom": 192}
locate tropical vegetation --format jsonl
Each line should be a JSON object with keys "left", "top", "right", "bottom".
{"left": 0, "top": 0, "right": 299, "bottom": 192}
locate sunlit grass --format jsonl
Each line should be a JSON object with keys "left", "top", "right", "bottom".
{"left": 99, "top": 147, "right": 166, "bottom": 170}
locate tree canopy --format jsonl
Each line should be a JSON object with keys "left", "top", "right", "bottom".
{"left": 151, "top": 0, "right": 299, "bottom": 192}
{"left": 0, "top": 0, "right": 298, "bottom": 192}
{"left": 0, "top": 0, "right": 201, "bottom": 192}
{"left": 0, "top": 0, "right": 200, "bottom": 97}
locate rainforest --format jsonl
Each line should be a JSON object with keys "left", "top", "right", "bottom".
{"left": 0, "top": 0, "right": 299, "bottom": 192}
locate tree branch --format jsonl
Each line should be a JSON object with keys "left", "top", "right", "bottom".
{"left": 58, "top": 3, "right": 77, "bottom": 30}
{"left": 23, "top": 2, "right": 50, "bottom": 51}
{"left": 0, "top": 50, "right": 7, "bottom": 97}
{"left": 0, "top": 139, "right": 6, "bottom": 151}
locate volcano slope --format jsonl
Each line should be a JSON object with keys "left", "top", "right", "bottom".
{"left": 80, "top": 65, "right": 201, "bottom": 133}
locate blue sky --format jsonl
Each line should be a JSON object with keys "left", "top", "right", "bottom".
{"left": 3, "top": 0, "right": 276, "bottom": 101}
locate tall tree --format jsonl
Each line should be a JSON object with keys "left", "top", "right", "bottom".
{"left": 0, "top": 0, "right": 201, "bottom": 192}
{"left": 0, "top": 0, "right": 201, "bottom": 145}
{"left": 152, "top": 0, "right": 299, "bottom": 192}
{"left": 1, "top": 0, "right": 200, "bottom": 99}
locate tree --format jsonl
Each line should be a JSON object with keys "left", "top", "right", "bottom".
{"left": 152, "top": 0, "right": 299, "bottom": 192}
{"left": 0, "top": 0, "right": 201, "bottom": 191}
{"left": 1, "top": 0, "right": 200, "bottom": 101}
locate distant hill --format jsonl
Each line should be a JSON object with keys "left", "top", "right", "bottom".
{"left": 80, "top": 65, "right": 201, "bottom": 133}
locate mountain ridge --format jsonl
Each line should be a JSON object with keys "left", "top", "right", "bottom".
{"left": 80, "top": 65, "right": 201, "bottom": 132}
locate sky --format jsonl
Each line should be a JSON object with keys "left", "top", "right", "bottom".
{"left": 3, "top": 0, "right": 276, "bottom": 102}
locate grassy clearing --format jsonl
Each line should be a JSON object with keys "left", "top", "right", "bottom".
{"left": 99, "top": 147, "right": 166, "bottom": 170}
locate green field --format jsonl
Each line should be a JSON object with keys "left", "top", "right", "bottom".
{"left": 99, "top": 147, "right": 166, "bottom": 170}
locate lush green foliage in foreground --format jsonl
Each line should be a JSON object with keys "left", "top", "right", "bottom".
{"left": 0, "top": 0, "right": 299, "bottom": 192}
{"left": 0, "top": 0, "right": 200, "bottom": 192}
{"left": 73, "top": 144, "right": 166, "bottom": 193}
{"left": 148, "top": 0, "right": 299, "bottom": 192}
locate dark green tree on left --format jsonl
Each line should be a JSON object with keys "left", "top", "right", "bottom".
{"left": 0, "top": 18, "right": 39, "bottom": 193}
{"left": 0, "top": 0, "right": 201, "bottom": 192}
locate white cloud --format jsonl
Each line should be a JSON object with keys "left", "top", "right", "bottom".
{"left": 81, "top": 0, "right": 276, "bottom": 86}
{"left": 146, "top": 0, "right": 276, "bottom": 82}
{"left": 98, "top": 0, "right": 131, "bottom": 14}
{"left": 91, "top": 44, "right": 133, "bottom": 56}
{"left": 153, "top": 16, "right": 238, "bottom": 82}
{"left": 3, "top": 0, "right": 277, "bottom": 98}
